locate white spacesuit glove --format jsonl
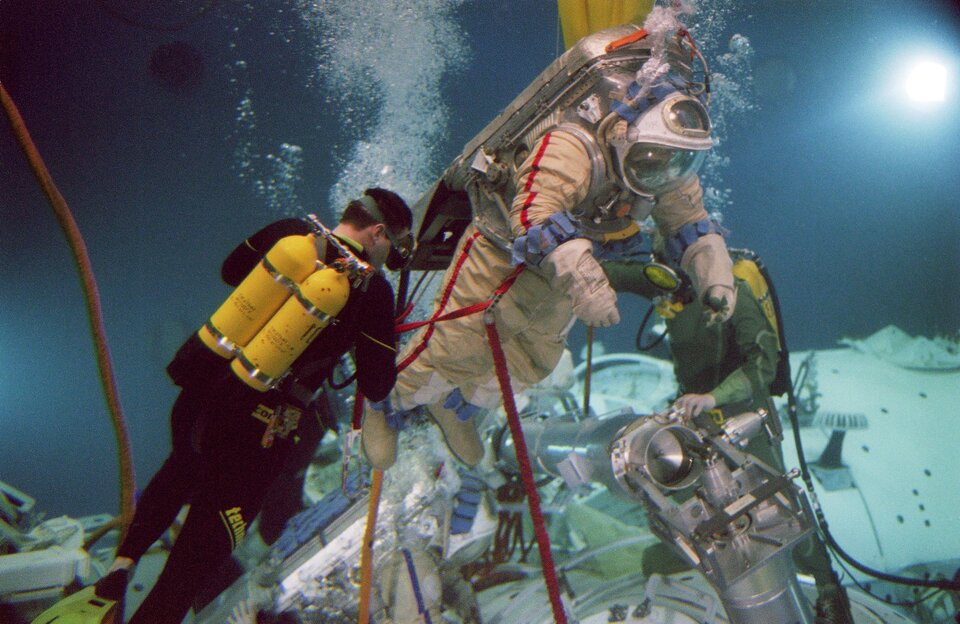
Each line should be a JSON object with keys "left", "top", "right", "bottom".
{"left": 680, "top": 233, "right": 736, "bottom": 324}
{"left": 542, "top": 237, "right": 620, "bottom": 327}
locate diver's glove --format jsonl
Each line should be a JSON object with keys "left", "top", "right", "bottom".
{"left": 542, "top": 238, "right": 620, "bottom": 327}
{"left": 673, "top": 393, "right": 717, "bottom": 419}
{"left": 703, "top": 285, "right": 734, "bottom": 325}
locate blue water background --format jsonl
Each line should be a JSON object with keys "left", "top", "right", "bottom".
{"left": 1, "top": 0, "right": 958, "bottom": 518}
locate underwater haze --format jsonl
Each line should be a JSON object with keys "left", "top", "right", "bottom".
{"left": 1, "top": 0, "right": 958, "bottom": 520}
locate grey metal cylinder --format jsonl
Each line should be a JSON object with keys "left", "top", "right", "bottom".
{"left": 496, "top": 410, "right": 639, "bottom": 493}
{"left": 719, "top": 552, "right": 814, "bottom": 624}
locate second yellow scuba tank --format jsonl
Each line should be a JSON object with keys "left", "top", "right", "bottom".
{"left": 198, "top": 234, "right": 320, "bottom": 358}
{"left": 230, "top": 266, "right": 350, "bottom": 392}
{"left": 196, "top": 216, "right": 370, "bottom": 392}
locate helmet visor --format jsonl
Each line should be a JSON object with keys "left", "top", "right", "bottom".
{"left": 621, "top": 144, "right": 707, "bottom": 194}
{"left": 663, "top": 97, "right": 711, "bottom": 138}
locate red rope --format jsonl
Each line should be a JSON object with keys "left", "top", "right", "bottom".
{"left": 397, "top": 231, "right": 482, "bottom": 372}
{"left": 483, "top": 317, "right": 568, "bottom": 624}
{"left": 397, "top": 263, "right": 525, "bottom": 373}
{"left": 395, "top": 300, "right": 491, "bottom": 334}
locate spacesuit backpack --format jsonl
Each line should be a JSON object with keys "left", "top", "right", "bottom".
{"left": 409, "top": 22, "right": 713, "bottom": 271}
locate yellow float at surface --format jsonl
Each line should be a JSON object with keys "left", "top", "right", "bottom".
{"left": 198, "top": 234, "right": 319, "bottom": 358}
{"left": 230, "top": 266, "right": 350, "bottom": 391}
{"left": 557, "top": 0, "right": 654, "bottom": 50}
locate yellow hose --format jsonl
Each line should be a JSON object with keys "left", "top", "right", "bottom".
{"left": 0, "top": 79, "right": 136, "bottom": 543}
{"left": 358, "top": 468, "right": 384, "bottom": 624}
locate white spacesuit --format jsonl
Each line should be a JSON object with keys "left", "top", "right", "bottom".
{"left": 363, "top": 22, "right": 735, "bottom": 469}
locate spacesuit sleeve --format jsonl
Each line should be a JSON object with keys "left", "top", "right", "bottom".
{"left": 650, "top": 175, "right": 708, "bottom": 234}
{"left": 652, "top": 176, "right": 736, "bottom": 310}
{"left": 709, "top": 285, "right": 780, "bottom": 407}
{"left": 509, "top": 130, "right": 593, "bottom": 237}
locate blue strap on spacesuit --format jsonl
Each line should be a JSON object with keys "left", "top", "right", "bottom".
{"left": 611, "top": 81, "right": 681, "bottom": 122}
{"left": 592, "top": 230, "right": 648, "bottom": 262}
{"left": 510, "top": 211, "right": 581, "bottom": 267}
{"left": 664, "top": 218, "right": 730, "bottom": 265}
{"left": 369, "top": 397, "right": 415, "bottom": 431}
{"left": 450, "top": 467, "right": 485, "bottom": 535}
{"left": 443, "top": 387, "right": 483, "bottom": 422}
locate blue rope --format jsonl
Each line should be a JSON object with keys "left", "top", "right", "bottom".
{"left": 401, "top": 548, "right": 433, "bottom": 623}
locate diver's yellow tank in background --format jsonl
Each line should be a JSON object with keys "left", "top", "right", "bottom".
{"left": 557, "top": 0, "right": 654, "bottom": 50}
{"left": 198, "top": 234, "right": 319, "bottom": 358}
{"left": 230, "top": 266, "right": 350, "bottom": 392}
{"left": 733, "top": 258, "right": 781, "bottom": 341}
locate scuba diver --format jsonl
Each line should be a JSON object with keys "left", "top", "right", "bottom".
{"left": 602, "top": 250, "right": 855, "bottom": 624}
{"left": 362, "top": 15, "right": 736, "bottom": 471}
{"left": 81, "top": 189, "right": 412, "bottom": 623}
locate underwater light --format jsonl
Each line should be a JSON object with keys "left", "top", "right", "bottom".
{"left": 905, "top": 61, "right": 947, "bottom": 102}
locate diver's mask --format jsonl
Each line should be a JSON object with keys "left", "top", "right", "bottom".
{"left": 359, "top": 194, "right": 415, "bottom": 271}
{"left": 609, "top": 93, "right": 712, "bottom": 197}
{"left": 385, "top": 230, "right": 414, "bottom": 271}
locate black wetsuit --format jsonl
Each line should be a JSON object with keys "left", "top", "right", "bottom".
{"left": 117, "top": 219, "right": 397, "bottom": 623}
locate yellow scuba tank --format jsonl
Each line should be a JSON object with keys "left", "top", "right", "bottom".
{"left": 230, "top": 265, "right": 350, "bottom": 391}
{"left": 198, "top": 234, "right": 320, "bottom": 358}
{"left": 732, "top": 256, "right": 780, "bottom": 341}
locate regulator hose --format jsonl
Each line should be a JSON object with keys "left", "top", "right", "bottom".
{"left": 0, "top": 79, "right": 136, "bottom": 543}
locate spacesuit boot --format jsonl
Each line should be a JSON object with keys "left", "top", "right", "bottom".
{"left": 426, "top": 401, "right": 484, "bottom": 467}
{"left": 361, "top": 402, "right": 399, "bottom": 470}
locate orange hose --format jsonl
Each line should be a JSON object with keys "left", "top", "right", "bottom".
{"left": 0, "top": 79, "right": 136, "bottom": 543}
{"left": 605, "top": 27, "right": 648, "bottom": 53}
{"left": 358, "top": 468, "right": 384, "bottom": 624}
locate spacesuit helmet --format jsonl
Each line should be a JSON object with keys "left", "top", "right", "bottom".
{"left": 608, "top": 91, "right": 712, "bottom": 197}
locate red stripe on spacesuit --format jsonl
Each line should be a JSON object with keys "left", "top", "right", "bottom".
{"left": 397, "top": 230, "right": 482, "bottom": 372}
{"left": 518, "top": 132, "right": 552, "bottom": 232}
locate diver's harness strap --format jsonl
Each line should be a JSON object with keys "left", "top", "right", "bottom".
{"left": 664, "top": 217, "right": 729, "bottom": 266}
{"left": 304, "top": 213, "right": 376, "bottom": 291}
